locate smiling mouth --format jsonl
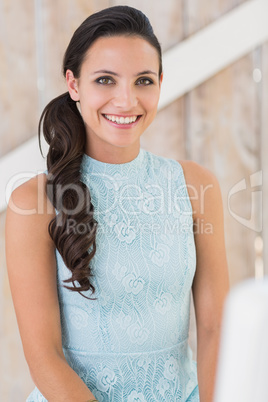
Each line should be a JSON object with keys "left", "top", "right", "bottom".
{"left": 103, "top": 114, "right": 142, "bottom": 125}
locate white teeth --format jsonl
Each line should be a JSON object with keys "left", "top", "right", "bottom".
{"left": 104, "top": 115, "right": 138, "bottom": 124}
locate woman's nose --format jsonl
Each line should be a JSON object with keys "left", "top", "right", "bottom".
{"left": 112, "top": 85, "right": 138, "bottom": 109}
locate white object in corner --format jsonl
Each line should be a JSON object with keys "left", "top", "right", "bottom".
{"left": 214, "top": 278, "right": 268, "bottom": 402}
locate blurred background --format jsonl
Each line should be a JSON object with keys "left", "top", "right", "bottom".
{"left": 0, "top": 0, "right": 267, "bottom": 400}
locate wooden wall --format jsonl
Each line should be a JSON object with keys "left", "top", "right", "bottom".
{"left": 261, "top": 42, "right": 268, "bottom": 275}
{"left": 0, "top": 0, "right": 266, "bottom": 400}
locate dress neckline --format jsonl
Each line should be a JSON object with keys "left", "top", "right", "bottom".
{"left": 80, "top": 148, "right": 145, "bottom": 180}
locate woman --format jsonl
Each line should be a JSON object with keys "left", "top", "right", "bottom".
{"left": 5, "top": 5, "right": 229, "bottom": 402}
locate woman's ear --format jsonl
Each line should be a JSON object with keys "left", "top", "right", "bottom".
{"left": 159, "top": 72, "right": 164, "bottom": 88}
{"left": 66, "top": 70, "right": 80, "bottom": 101}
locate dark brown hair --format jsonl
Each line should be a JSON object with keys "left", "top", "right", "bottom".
{"left": 39, "top": 5, "right": 162, "bottom": 298}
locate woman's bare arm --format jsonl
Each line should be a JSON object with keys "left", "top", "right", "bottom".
{"left": 180, "top": 161, "right": 230, "bottom": 402}
{"left": 5, "top": 174, "right": 96, "bottom": 402}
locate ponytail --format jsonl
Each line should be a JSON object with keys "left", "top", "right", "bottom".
{"left": 39, "top": 92, "right": 98, "bottom": 298}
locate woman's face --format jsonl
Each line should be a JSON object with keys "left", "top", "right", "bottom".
{"left": 66, "top": 35, "right": 163, "bottom": 161}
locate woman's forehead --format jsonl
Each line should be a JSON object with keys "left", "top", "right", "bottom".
{"left": 81, "top": 36, "right": 159, "bottom": 72}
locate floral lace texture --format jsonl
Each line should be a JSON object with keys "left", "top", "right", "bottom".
{"left": 27, "top": 149, "right": 199, "bottom": 401}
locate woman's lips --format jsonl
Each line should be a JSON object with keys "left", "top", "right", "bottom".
{"left": 102, "top": 114, "right": 142, "bottom": 128}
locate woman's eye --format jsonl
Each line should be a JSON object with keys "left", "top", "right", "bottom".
{"left": 137, "top": 78, "right": 153, "bottom": 86}
{"left": 96, "top": 77, "right": 114, "bottom": 85}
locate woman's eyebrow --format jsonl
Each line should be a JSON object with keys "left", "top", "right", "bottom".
{"left": 93, "top": 69, "right": 119, "bottom": 76}
{"left": 92, "top": 69, "right": 157, "bottom": 76}
{"left": 137, "top": 70, "right": 157, "bottom": 76}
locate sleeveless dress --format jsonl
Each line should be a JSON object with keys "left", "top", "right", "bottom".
{"left": 26, "top": 148, "right": 199, "bottom": 401}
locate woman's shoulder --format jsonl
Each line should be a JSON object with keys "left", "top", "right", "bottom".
{"left": 6, "top": 170, "right": 57, "bottom": 225}
{"left": 8, "top": 173, "right": 54, "bottom": 215}
{"left": 5, "top": 173, "right": 56, "bottom": 281}
{"left": 178, "top": 160, "right": 219, "bottom": 186}
{"left": 177, "top": 160, "right": 222, "bottom": 218}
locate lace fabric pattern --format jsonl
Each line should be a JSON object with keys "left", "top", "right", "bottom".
{"left": 26, "top": 149, "right": 199, "bottom": 401}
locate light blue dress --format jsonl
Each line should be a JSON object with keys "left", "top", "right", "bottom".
{"left": 27, "top": 148, "right": 199, "bottom": 401}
